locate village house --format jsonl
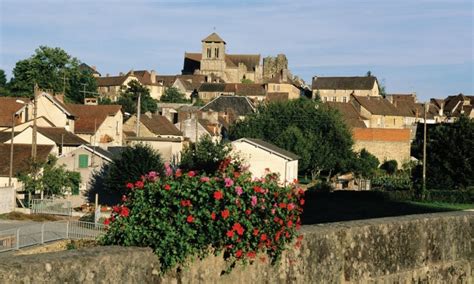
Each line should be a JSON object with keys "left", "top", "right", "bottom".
{"left": 387, "top": 93, "right": 442, "bottom": 125}
{"left": 65, "top": 103, "right": 123, "bottom": 149}
{"left": 2, "top": 126, "right": 88, "bottom": 156}
{"left": 170, "top": 75, "right": 206, "bottom": 99}
{"left": 0, "top": 97, "right": 31, "bottom": 131}
{"left": 123, "top": 113, "right": 184, "bottom": 162}
{"left": 312, "top": 76, "right": 380, "bottom": 103}
{"left": 200, "top": 95, "right": 256, "bottom": 128}
{"left": 352, "top": 128, "right": 411, "bottom": 168}
{"left": 0, "top": 144, "right": 53, "bottom": 188}
{"left": 158, "top": 103, "right": 196, "bottom": 124}
{"left": 198, "top": 83, "right": 266, "bottom": 102}
{"left": 231, "top": 138, "right": 299, "bottom": 185}
{"left": 350, "top": 95, "right": 405, "bottom": 129}
{"left": 57, "top": 144, "right": 113, "bottom": 199}
{"left": 35, "top": 93, "right": 76, "bottom": 131}
{"left": 325, "top": 102, "right": 369, "bottom": 128}
{"left": 442, "top": 93, "right": 474, "bottom": 122}
{"left": 176, "top": 117, "right": 221, "bottom": 143}
{"left": 264, "top": 71, "right": 302, "bottom": 101}
{"left": 96, "top": 70, "right": 164, "bottom": 101}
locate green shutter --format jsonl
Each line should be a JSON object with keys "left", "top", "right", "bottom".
{"left": 79, "top": 154, "right": 89, "bottom": 168}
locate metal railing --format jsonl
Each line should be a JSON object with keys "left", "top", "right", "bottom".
{"left": 0, "top": 220, "right": 105, "bottom": 253}
{"left": 30, "top": 199, "right": 72, "bottom": 216}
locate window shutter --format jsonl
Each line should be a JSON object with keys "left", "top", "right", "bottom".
{"left": 79, "top": 154, "right": 89, "bottom": 168}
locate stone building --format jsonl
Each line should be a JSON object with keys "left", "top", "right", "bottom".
{"left": 312, "top": 76, "right": 380, "bottom": 103}
{"left": 262, "top": 54, "right": 288, "bottom": 80}
{"left": 182, "top": 33, "right": 265, "bottom": 83}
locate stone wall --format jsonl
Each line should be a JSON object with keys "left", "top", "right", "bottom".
{"left": 0, "top": 212, "right": 472, "bottom": 283}
{"left": 263, "top": 54, "right": 288, "bottom": 79}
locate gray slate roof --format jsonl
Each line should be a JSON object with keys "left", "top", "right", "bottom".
{"left": 312, "top": 76, "right": 377, "bottom": 90}
{"left": 200, "top": 95, "right": 255, "bottom": 116}
{"left": 235, "top": 138, "right": 300, "bottom": 160}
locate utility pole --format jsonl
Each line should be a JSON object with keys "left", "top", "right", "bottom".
{"left": 422, "top": 102, "right": 428, "bottom": 192}
{"left": 32, "top": 84, "right": 38, "bottom": 161}
{"left": 136, "top": 93, "right": 141, "bottom": 137}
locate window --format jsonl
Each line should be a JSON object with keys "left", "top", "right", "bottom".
{"left": 323, "top": 97, "right": 327, "bottom": 102}
{"left": 79, "top": 154, "right": 89, "bottom": 168}
{"left": 333, "top": 97, "right": 336, "bottom": 102}
{"left": 207, "top": 48, "right": 211, "bottom": 58}
{"left": 343, "top": 97, "right": 347, "bottom": 103}
{"left": 215, "top": 48, "right": 219, "bottom": 58}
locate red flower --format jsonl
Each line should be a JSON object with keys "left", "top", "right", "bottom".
{"left": 226, "top": 230, "right": 234, "bottom": 238}
{"left": 186, "top": 215, "right": 194, "bottom": 223}
{"left": 287, "top": 203, "right": 295, "bottom": 211}
{"left": 211, "top": 212, "right": 216, "bottom": 220}
{"left": 232, "top": 223, "right": 244, "bottom": 236}
{"left": 246, "top": 251, "right": 256, "bottom": 259}
{"left": 233, "top": 171, "right": 240, "bottom": 178}
{"left": 213, "top": 190, "right": 223, "bottom": 200}
{"left": 175, "top": 169, "right": 182, "bottom": 177}
{"left": 253, "top": 228, "right": 259, "bottom": 236}
{"left": 120, "top": 206, "right": 130, "bottom": 217}
{"left": 297, "top": 235, "right": 304, "bottom": 241}
{"left": 253, "top": 186, "right": 263, "bottom": 193}
{"left": 103, "top": 218, "right": 111, "bottom": 225}
{"left": 126, "top": 182, "right": 134, "bottom": 190}
{"left": 112, "top": 205, "right": 120, "bottom": 213}
{"left": 245, "top": 209, "right": 251, "bottom": 215}
{"left": 279, "top": 203, "right": 287, "bottom": 209}
{"left": 164, "top": 184, "right": 171, "bottom": 191}
{"left": 260, "top": 234, "right": 267, "bottom": 241}
{"left": 275, "top": 231, "right": 282, "bottom": 241}
{"left": 180, "top": 200, "right": 192, "bottom": 207}
{"left": 187, "top": 171, "right": 196, "bottom": 177}
{"left": 221, "top": 209, "right": 230, "bottom": 219}
{"left": 235, "top": 249, "right": 243, "bottom": 258}
{"left": 135, "top": 180, "right": 144, "bottom": 189}
{"left": 287, "top": 220, "right": 293, "bottom": 227}
{"left": 300, "top": 198, "right": 305, "bottom": 206}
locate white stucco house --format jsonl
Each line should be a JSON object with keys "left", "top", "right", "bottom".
{"left": 231, "top": 138, "right": 299, "bottom": 185}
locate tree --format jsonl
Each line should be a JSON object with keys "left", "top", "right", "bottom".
{"left": 380, "top": 160, "right": 398, "bottom": 175}
{"left": 103, "top": 144, "right": 164, "bottom": 199}
{"left": 229, "top": 98, "right": 355, "bottom": 180}
{"left": 160, "top": 87, "right": 189, "bottom": 103}
{"left": 0, "top": 69, "right": 11, "bottom": 96}
{"left": 8, "top": 46, "right": 97, "bottom": 102}
{"left": 425, "top": 116, "right": 474, "bottom": 189}
{"left": 241, "top": 78, "right": 254, "bottom": 84}
{"left": 117, "top": 80, "right": 158, "bottom": 114}
{"left": 352, "top": 149, "right": 380, "bottom": 178}
{"left": 17, "top": 155, "right": 81, "bottom": 198}
{"left": 179, "top": 135, "right": 231, "bottom": 174}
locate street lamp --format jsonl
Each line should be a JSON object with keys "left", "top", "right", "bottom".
{"left": 9, "top": 99, "right": 26, "bottom": 187}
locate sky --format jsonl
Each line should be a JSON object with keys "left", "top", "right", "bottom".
{"left": 0, "top": 0, "right": 472, "bottom": 101}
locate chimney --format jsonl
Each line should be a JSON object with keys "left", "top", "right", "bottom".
{"left": 130, "top": 70, "right": 134, "bottom": 76}
{"left": 106, "top": 73, "right": 110, "bottom": 77}
{"left": 119, "top": 72, "right": 124, "bottom": 76}
{"left": 150, "top": 70, "right": 156, "bottom": 83}
{"left": 440, "top": 101, "right": 444, "bottom": 116}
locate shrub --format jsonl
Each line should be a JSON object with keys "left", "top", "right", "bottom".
{"left": 380, "top": 160, "right": 398, "bottom": 175}
{"left": 100, "top": 158, "right": 305, "bottom": 273}
{"left": 424, "top": 189, "right": 474, "bottom": 204}
{"left": 179, "top": 135, "right": 231, "bottom": 174}
{"left": 371, "top": 174, "right": 412, "bottom": 191}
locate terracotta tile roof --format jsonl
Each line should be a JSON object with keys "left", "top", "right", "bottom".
{"left": 0, "top": 144, "right": 53, "bottom": 177}
{"left": 37, "top": 127, "right": 88, "bottom": 146}
{"left": 201, "top": 95, "right": 255, "bottom": 117}
{"left": 266, "top": 92, "right": 289, "bottom": 103}
{"left": 312, "top": 76, "right": 377, "bottom": 90}
{"left": 140, "top": 114, "right": 182, "bottom": 136}
{"left": 352, "top": 95, "right": 402, "bottom": 116}
{"left": 96, "top": 75, "right": 127, "bottom": 87}
{"left": 0, "top": 97, "right": 30, "bottom": 127}
{"left": 234, "top": 138, "right": 300, "bottom": 160}
{"left": 326, "top": 102, "right": 367, "bottom": 128}
{"left": 202, "top": 32, "right": 225, "bottom": 43}
{"left": 156, "top": 75, "right": 178, "bottom": 87}
{"left": 65, "top": 104, "right": 121, "bottom": 134}
{"left": 353, "top": 128, "right": 410, "bottom": 142}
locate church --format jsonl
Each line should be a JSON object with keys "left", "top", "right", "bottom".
{"left": 181, "top": 32, "right": 264, "bottom": 83}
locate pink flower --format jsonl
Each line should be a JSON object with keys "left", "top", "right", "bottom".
{"left": 224, "top": 177, "right": 234, "bottom": 188}
{"left": 121, "top": 195, "right": 127, "bottom": 202}
{"left": 164, "top": 162, "right": 173, "bottom": 177}
{"left": 188, "top": 171, "right": 196, "bottom": 177}
{"left": 200, "top": 176, "right": 210, "bottom": 182}
{"left": 147, "top": 171, "right": 158, "bottom": 182}
{"left": 271, "top": 209, "right": 276, "bottom": 215}
{"left": 287, "top": 203, "right": 295, "bottom": 211}
{"left": 251, "top": 195, "right": 258, "bottom": 207}
{"left": 235, "top": 186, "right": 243, "bottom": 196}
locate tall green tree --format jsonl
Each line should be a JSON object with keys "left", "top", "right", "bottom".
{"left": 229, "top": 98, "right": 355, "bottom": 180}
{"left": 179, "top": 135, "right": 231, "bottom": 174}
{"left": 118, "top": 80, "right": 158, "bottom": 114}
{"left": 425, "top": 116, "right": 474, "bottom": 189}
{"left": 160, "top": 87, "right": 189, "bottom": 103}
{"left": 8, "top": 46, "right": 97, "bottom": 102}
{"left": 0, "top": 69, "right": 11, "bottom": 96}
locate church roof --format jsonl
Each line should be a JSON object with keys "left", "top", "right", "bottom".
{"left": 202, "top": 32, "right": 226, "bottom": 43}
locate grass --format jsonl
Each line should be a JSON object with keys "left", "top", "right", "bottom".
{"left": 0, "top": 212, "right": 61, "bottom": 222}
{"left": 302, "top": 190, "right": 471, "bottom": 225}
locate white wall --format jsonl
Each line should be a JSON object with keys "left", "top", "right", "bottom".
{"left": 231, "top": 141, "right": 298, "bottom": 184}
{"left": 0, "top": 186, "right": 15, "bottom": 214}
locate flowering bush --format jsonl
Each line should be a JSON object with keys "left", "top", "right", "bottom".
{"left": 100, "top": 158, "right": 305, "bottom": 273}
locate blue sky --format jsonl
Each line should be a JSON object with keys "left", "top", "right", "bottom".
{"left": 0, "top": 0, "right": 472, "bottom": 101}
